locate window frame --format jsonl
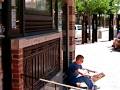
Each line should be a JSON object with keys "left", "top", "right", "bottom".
{"left": 25, "top": 0, "right": 52, "bottom": 16}
{"left": 11, "top": 0, "right": 59, "bottom": 38}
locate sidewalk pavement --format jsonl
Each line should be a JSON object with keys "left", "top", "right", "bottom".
{"left": 75, "top": 41, "right": 120, "bottom": 90}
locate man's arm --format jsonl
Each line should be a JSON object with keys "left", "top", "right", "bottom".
{"left": 83, "top": 68, "right": 97, "bottom": 73}
{"left": 77, "top": 68, "right": 97, "bottom": 77}
{"left": 77, "top": 69, "right": 88, "bottom": 76}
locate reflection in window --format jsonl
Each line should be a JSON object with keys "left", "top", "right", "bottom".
{"left": 36, "top": 0, "right": 46, "bottom": 10}
{"left": 25, "top": 0, "right": 50, "bottom": 11}
{"left": 25, "top": 0, "right": 36, "bottom": 9}
{"left": 58, "top": 0, "right": 62, "bottom": 31}
{"left": 0, "top": 3, "right": 2, "bottom": 9}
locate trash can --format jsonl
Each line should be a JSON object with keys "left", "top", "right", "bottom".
{"left": 98, "top": 30, "right": 102, "bottom": 39}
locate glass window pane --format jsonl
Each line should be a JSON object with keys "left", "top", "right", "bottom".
{"left": 58, "top": 0, "right": 62, "bottom": 31}
{"left": 25, "top": 0, "right": 50, "bottom": 12}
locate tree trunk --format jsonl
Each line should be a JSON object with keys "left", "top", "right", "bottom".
{"left": 76, "top": 14, "right": 81, "bottom": 24}
{"left": 98, "top": 13, "right": 100, "bottom": 27}
{"left": 82, "top": 14, "right": 88, "bottom": 44}
{"left": 109, "top": 14, "right": 114, "bottom": 41}
{"left": 103, "top": 15, "right": 106, "bottom": 28}
{"left": 117, "top": 14, "right": 120, "bottom": 34}
{"left": 88, "top": 14, "right": 91, "bottom": 41}
{"left": 92, "top": 14, "right": 98, "bottom": 43}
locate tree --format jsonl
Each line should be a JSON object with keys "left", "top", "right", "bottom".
{"left": 75, "top": 0, "right": 85, "bottom": 24}
{"left": 75, "top": 0, "right": 84, "bottom": 14}
{"left": 77, "top": 0, "right": 110, "bottom": 14}
{"left": 75, "top": 0, "right": 120, "bottom": 42}
{"left": 94, "top": 0, "right": 110, "bottom": 14}
{"left": 75, "top": 0, "right": 111, "bottom": 25}
{"left": 75, "top": 0, "right": 120, "bottom": 18}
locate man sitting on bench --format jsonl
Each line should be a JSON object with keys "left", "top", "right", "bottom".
{"left": 66, "top": 55, "right": 98, "bottom": 90}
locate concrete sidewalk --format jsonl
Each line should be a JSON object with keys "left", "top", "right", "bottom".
{"left": 75, "top": 41, "right": 120, "bottom": 90}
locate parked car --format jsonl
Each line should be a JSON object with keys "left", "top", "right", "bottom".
{"left": 75, "top": 24, "right": 91, "bottom": 40}
{"left": 75, "top": 24, "right": 82, "bottom": 40}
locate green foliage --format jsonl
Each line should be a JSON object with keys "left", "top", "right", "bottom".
{"left": 75, "top": 0, "right": 120, "bottom": 15}
{"left": 108, "top": 0, "right": 120, "bottom": 14}
{"left": 75, "top": 0, "right": 84, "bottom": 14}
{"left": 93, "top": 0, "right": 110, "bottom": 14}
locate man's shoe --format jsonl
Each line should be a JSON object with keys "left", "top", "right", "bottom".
{"left": 92, "top": 85, "right": 100, "bottom": 90}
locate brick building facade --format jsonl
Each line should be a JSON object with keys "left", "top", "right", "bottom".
{"left": 0, "top": 0, "right": 75, "bottom": 90}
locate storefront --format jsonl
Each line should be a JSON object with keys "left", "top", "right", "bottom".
{"left": 0, "top": 0, "right": 75, "bottom": 90}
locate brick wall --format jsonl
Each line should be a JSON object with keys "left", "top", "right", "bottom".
{"left": 62, "top": 0, "right": 75, "bottom": 71}
{"left": 11, "top": 32, "right": 62, "bottom": 90}
{"left": 11, "top": 49, "right": 24, "bottom": 90}
{"left": 67, "top": 0, "right": 75, "bottom": 61}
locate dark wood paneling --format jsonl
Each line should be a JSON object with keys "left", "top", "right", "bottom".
{"left": 25, "top": 11, "right": 53, "bottom": 33}
{"left": 23, "top": 39, "right": 60, "bottom": 90}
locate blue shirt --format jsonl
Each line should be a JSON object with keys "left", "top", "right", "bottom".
{"left": 67, "top": 62, "right": 83, "bottom": 84}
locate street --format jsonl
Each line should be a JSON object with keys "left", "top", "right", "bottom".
{"left": 75, "top": 41, "right": 120, "bottom": 90}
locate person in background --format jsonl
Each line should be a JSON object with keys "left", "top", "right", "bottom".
{"left": 112, "top": 30, "right": 120, "bottom": 49}
{"left": 117, "top": 30, "right": 120, "bottom": 39}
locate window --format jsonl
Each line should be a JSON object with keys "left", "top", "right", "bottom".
{"left": 15, "top": 0, "right": 59, "bottom": 35}
{"left": 58, "top": 0, "right": 62, "bottom": 31}
{"left": 25, "top": 0, "right": 51, "bottom": 12}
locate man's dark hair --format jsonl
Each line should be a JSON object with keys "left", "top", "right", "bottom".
{"left": 76, "top": 55, "right": 84, "bottom": 61}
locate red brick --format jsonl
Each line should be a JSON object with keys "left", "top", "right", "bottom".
{"left": 12, "top": 87, "right": 22, "bottom": 90}
{"left": 12, "top": 54, "right": 23, "bottom": 59}
{"left": 69, "top": 36, "right": 75, "bottom": 45}
{"left": 11, "top": 49, "right": 23, "bottom": 54}
{"left": 12, "top": 73, "right": 21, "bottom": 79}
{"left": 12, "top": 80, "right": 24, "bottom": 90}
{"left": 69, "top": 51, "right": 75, "bottom": 60}
{"left": 12, "top": 59, "right": 19, "bottom": 64}
{"left": 69, "top": 6, "right": 75, "bottom": 15}
{"left": 12, "top": 63, "right": 19, "bottom": 69}
{"left": 12, "top": 68, "right": 19, "bottom": 73}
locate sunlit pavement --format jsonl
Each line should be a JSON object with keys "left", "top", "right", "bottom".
{"left": 75, "top": 41, "right": 120, "bottom": 90}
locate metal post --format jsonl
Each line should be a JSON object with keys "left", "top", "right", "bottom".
{"left": 1, "top": 0, "right": 12, "bottom": 90}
